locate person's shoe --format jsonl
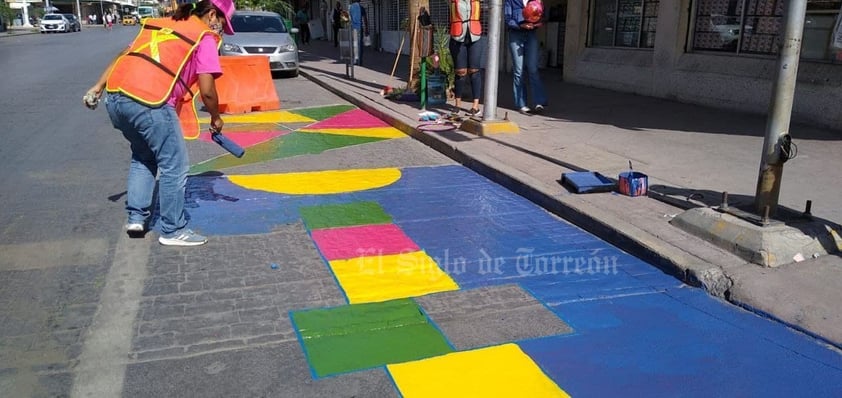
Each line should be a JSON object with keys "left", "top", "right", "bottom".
{"left": 519, "top": 106, "right": 532, "bottom": 115}
{"left": 466, "top": 107, "right": 482, "bottom": 117}
{"left": 126, "top": 222, "right": 145, "bottom": 237}
{"left": 158, "top": 229, "right": 207, "bottom": 247}
{"left": 533, "top": 104, "right": 545, "bottom": 114}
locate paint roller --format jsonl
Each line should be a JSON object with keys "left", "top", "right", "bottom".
{"left": 210, "top": 127, "right": 245, "bottom": 158}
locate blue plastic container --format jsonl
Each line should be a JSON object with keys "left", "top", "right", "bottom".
{"left": 427, "top": 74, "right": 447, "bottom": 105}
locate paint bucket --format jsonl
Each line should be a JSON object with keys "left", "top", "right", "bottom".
{"left": 427, "top": 74, "right": 447, "bottom": 105}
{"left": 618, "top": 171, "right": 648, "bottom": 197}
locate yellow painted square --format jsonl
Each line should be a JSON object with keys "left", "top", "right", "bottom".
{"left": 299, "top": 127, "right": 406, "bottom": 139}
{"left": 388, "top": 343, "right": 570, "bottom": 398}
{"left": 328, "top": 251, "right": 459, "bottom": 304}
{"left": 199, "top": 110, "right": 314, "bottom": 124}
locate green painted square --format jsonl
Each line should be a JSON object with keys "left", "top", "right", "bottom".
{"left": 299, "top": 201, "right": 392, "bottom": 230}
{"left": 291, "top": 298, "right": 453, "bottom": 377}
{"left": 291, "top": 104, "right": 356, "bottom": 121}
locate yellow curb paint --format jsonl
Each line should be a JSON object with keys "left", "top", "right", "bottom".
{"left": 199, "top": 110, "right": 315, "bottom": 124}
{"left": 299, "top": 127, "right": 406, "bottom": 139}
{"left": 388, "top": 344, "right": 570, "bottom": 398}
{"left": 227, "top": 168, "right": 402, "bottom": 195}
{"left": 328, "top": 251, "right": 459, "bottom": 304}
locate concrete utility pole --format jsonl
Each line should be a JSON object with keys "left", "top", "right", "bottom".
{"left": 460, "top": 0, "right": 518, "bottom": 134}
{"left": 482, "top": 0, "right": 503, "bottom": 121}
{"left": 754, "top": 0, "right": 808, "bottom": 217}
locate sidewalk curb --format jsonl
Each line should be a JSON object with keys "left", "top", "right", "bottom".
{"left": 299, "top": 67, "right": 840, "bottom": 350}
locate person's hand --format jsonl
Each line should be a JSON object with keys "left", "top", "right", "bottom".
{"left": 83, "top": 84, "right": 104, "bottom": 109}
{"left": 210, "top": 115, "right": 224, "bottom": 133}
{"left": 520, "top": 22, "right": 535, "bottom": 30}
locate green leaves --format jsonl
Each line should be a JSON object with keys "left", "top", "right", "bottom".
{"left": 236, "top": 0, "right": 295, "bottom": 20}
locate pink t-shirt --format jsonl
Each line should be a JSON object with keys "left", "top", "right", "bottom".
{"left": 167, "top": 34, "right": 222, "bottom": 106}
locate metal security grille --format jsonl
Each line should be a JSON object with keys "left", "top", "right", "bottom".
{"left": 428, "top": 0, "right": 450, "bottom": 30}
{"left": 383, "top": 0, "right": 409, "bottom": 30}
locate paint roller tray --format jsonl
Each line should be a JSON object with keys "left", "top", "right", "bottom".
{"left": 560, "top": 172, "right": 616, "bottom": 194}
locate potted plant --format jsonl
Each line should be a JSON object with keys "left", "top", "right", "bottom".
{"left": 427, "top": 30, "right": 454, "bottom": 99}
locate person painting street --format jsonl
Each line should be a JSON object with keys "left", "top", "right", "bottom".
{"left": 449, "top": 0, "right": 484, "bottom": 117}
{"left": 348, "top": 0, "right": 368, "bottom": 66}
{"left": 83, "top": 0, "right": 236, "bottom": 246}
{"left": 504, "top": 0, "right": 547, "bottom": 115}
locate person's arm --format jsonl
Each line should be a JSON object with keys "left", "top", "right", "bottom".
{"left": 84, "top": 48, "right": 127, "bottom": 104}
{"left": 363, "top": 7, "right": 369, "bottom": 35}
{"left": 503, "top": 0, "right": 522, "bottom": 30}
{"left": 197, "top": 73, "right": 223, "bottom": 132}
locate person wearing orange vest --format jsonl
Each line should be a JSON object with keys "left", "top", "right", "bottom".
{"left": 83, "top": 0, "right": 235, "bottom": 246}
{"left": 449, "top": 0, "right": 484, "bottom": 116}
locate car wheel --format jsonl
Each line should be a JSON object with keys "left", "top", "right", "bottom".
{"left": 290, "top": 69, "right": 299, "bottom": 78}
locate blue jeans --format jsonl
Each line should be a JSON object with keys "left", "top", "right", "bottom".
{"left": 105, "top": 93, "right": 189, "bottom": 235}
{"left": 508, "top": 29, "right": 547, "bottom": 109}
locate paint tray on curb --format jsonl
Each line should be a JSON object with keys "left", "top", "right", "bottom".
{"left": 560, "top": 172, "right": 615, "bottom": 194}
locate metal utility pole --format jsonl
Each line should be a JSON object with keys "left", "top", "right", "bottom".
{"left": 754, "top": 0, "right": 808, "bottom": 217}
{"left": 482, "top": 0, "right": 503, "bottom": 121}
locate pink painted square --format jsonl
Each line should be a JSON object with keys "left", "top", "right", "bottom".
{"left": 311, "top": 224, "right": 419, "bottom": 261}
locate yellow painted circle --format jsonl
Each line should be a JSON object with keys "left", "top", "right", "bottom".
{"left": 228, "top": 168, "right": 402, "bottom": 195}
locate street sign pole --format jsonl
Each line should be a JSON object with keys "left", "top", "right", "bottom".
{"left": 754, "top": 0, "right": 808, "bottom": 217}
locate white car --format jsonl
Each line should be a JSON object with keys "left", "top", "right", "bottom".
{"left": 40, "top": 14, "right": 73, "bottom": 33}
{"left": 220, "top": 11, "right": 300, "bottom": 76}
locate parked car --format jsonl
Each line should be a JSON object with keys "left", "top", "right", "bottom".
{"left": 122, "top": 15, "right": 136, "bottom": 25}
{"left": 220, "top": 11, "right": 300, "bottom": 76}
{"left": 40, "top": 14, "right": 73, "bottom": 33}
{"left": 62, "top": 14, "right": 81, "bottom": 32}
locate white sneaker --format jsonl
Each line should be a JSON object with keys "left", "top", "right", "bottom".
{"left": 158, "top": 229, "right": 208, "bottom": 246}
{"left": 519, "top": 106, "right": 532, "bottom": 115}
{"left": 126, "top": 222, "right": 144, "bottom": 232}
{"left": 126, "top": 222, "right": 145, "bottom": 237}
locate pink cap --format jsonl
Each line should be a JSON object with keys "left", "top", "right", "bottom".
{"left": 210, "top": 0, "right": 235, "bottom": 35}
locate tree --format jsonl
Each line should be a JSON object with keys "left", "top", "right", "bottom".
{"left": 0, "top": 2, "right": 14, "bottom": 30}
{"left": 239, "top": 0, "right": 295, "bottom": 20}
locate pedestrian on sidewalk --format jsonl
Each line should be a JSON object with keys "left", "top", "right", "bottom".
{"left": 295, "top": 6, "right": 310, "bottom": 45}
{"left": 105, "top": 13, "right": 113, "bottom": 31}
{"left": 83, "top": 0, "right": 236, "bottom": 246}
{"left": 504, "top": 0, "right": 547, "bottom": 115}
{"left": 348, "top": 0, "right": 368, "bottom": 66}
{"left": 448, "top": 0, "right": 484, "bottom": 117}
{"left": 331, "top": 1, "right": 342, "bottom": 47}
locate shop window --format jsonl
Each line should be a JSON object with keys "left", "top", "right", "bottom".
{"left": 590, "top": 0, "right": 659, "bottom": 48}
{"left": 691, "top": 0, "right": 842, "bottom": 61}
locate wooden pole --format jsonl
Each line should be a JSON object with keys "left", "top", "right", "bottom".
{"left": 407, "top": 0, "right": 429, "bottom": 92}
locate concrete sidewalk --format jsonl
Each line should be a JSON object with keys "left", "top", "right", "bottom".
{"left": 295, "top": 39, "right": 842, "bottom": 348}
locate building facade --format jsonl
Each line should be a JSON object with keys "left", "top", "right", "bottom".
{"left": 565, "top": 0, "right": 842, "bottom": 130}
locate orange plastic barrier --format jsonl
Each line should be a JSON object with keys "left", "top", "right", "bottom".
{"left": 210, "top": 55, "right": 281, "bottom": 114}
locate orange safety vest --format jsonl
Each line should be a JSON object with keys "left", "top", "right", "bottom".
{"left": 450, "top": 0, "right": 482, "bottom": 38}
{"left": 105, "top": 16, "right": 220, "bottom": 107}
